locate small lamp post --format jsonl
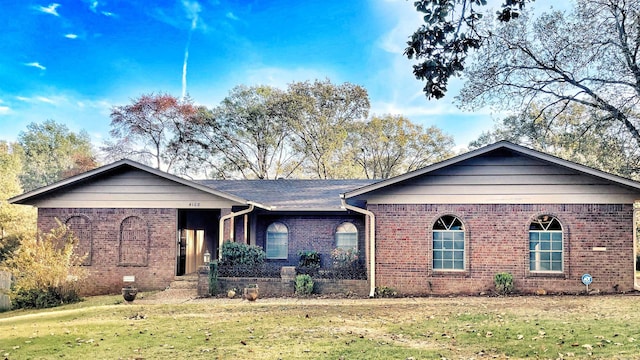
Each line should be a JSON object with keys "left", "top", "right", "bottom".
{"left": 203, "top": 250, "right": 211, "bottom": 264}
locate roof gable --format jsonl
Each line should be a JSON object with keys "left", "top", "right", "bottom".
{"left": 343, "top": 141, "right": 640, "bottom": 204}
{"left": 9, "top": 159, "right": 248, "bottom": 207}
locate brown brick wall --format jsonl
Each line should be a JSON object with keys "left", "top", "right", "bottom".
{"left": 369, "top": 204, "right": 635, "bottom": 295}
{"left": 253, "top": 214, "right": 366, "bottom": 267}
{"left": 38, "top": 208, "right": 177, "bottom": 295}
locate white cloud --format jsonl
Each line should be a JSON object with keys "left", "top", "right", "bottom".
{"left": 36, "top": 96, "right": 57, "bottom": 104}
{"left": 35, "top": 3, "right": 60, "bottom": 16}
{"left": 65, "top": 33, "right": 78, "bottom": 39}
{"left": 150, "top": 2, "right": 207, "bottom": 32}
{"left": 0, "top": 106, "right": 10, "bottom": 115}
{"left": 14, "top": 95, "right": 68, "bottom": 105}
{"left": 182, "top": 0, "right": 202, "bottom": 21}
{"left": 89, "top": 0, "right": 98, "bottom": 12}
{"left": 226, "top": 12, "right": 239, "bottom": 21}
{"left": 84, "top": 1, "right": 115, "bottom": 17}
{"left": 24, "top": 62, "right": 46, "bottom": 70}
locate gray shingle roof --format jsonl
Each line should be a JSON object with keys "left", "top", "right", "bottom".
{"left": 197, "top": 179, "right": 377, "bottom": 210}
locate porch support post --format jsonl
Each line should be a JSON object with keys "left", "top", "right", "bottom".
{"left": 218, "top": 204, "right": 255, "bottom": 260}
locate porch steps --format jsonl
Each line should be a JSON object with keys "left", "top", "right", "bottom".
{"left": 155, "top": 275, "right": 199, "bottom": 300}
{"left": 169, "top": 275, "right": 199, "bottom": 289}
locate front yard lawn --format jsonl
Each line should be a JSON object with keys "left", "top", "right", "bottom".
{"left": 1, "top": 294, "right": 640, "bottom": 359}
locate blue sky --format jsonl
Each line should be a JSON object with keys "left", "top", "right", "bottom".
{"left": 0, "top": 0, "right": 557, "bottom": 150}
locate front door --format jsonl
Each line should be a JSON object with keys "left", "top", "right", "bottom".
{"left": 177, "top": 229, "right": 205, "bottom": 275}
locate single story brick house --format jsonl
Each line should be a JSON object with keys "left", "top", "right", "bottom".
{"left": 9, "top": 141, "right": 640, "bottom": 296}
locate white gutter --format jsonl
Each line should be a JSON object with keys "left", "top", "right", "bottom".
{"left": 218, "top": 203, "right": 255, "bottom": 259}
{"left": 340, "top": 197, "right": 376, "bottom": 298}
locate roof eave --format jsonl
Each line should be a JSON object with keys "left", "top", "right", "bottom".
{"left": 342, "top": 140, "right": 640, "bottom": 199}
{"left": 8, "top": 159, "right": 249, "bottom": 206}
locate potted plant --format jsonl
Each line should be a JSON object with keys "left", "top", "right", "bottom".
{"left": 243, "top": 284, "right": 259, "bottom": 301}
{"left": 122, "top": 285, "right": 138, "bottom": 302}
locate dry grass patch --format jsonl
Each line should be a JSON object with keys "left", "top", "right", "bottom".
{"left": 1, "top": 295, "right": 640, "bottom": 359}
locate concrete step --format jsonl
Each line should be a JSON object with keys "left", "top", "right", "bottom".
{"left": 142, "top": 288, "right": 198, "bottom": 303}
{"left": 168, "top": 275, "right": 199, "bottom": 290}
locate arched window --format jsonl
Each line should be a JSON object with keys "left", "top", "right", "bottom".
{"left": 266, "top": 222, "right": 288, "bottom": 259}
{"left": 432, "top": 215, "right": 465, "bottom": 271}
{"left": 66, "top": 216, "right": 92, "bottom": 266}
{"left": 119, "top": 216, "right": 149, "bottom": 266}
{"left": 335, "top": 222, "right": 358, "bottom": 251}
{"left": 529, "top": 215, "right": 563, "bottom": 272}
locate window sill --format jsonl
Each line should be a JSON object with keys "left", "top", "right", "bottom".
{"left": 527, "top": 271, "right": 565, "bottom": 278}
{"left": 431, "top": 269, "right": 469, "bottom": 277}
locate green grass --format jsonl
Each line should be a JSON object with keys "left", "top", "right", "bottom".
{"left": 2, "top": 295, "right": 640, "bottom": 359}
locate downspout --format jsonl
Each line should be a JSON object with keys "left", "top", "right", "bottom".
{"left": 341, "top": 196, "right": 376, "bottom": 298}
{"left": 218, "top": 203, "right": 255, "bottom": 259}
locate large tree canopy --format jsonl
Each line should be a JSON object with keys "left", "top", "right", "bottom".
{"left": 349, "top": 115, "right": 455, "bottom": 179}
{"left": 184, "top": 85, "right": 302, "bottom": 179}
{"left": 103, "top": 93, "right": 198, "bottom": 172}
{"left": 286, "top": 79, "right": 370, "bottom": 179}
{"left": 101, "top": 81, "right": 454, "bottom": 180}
{"left": 0, "top": 141, "right": 36, "bottom": 261}
{"left": 471, "top": 103, "right": 640, "bottom": 179}
{"left": 461, "top": 1, "right": 640, "bottom": 150}
{"left": 18, "top": 120, "right": 97, "bottom": 192}
{"left": 405, "top": 0, "right": 532, "bottom": 99}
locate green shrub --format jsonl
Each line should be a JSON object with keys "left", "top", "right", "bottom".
{"left": 295, "top": 274, "right": 314, "bottom": 296}
{"left": 494, "top": 272, "right": 514, "bottom": 295}
{"left": 208, "top": 261, "right": 219, "bottom": 296}
{"left": 636, "top": 255, "right": 640, "bottom": 271}
{"left": 297, "top": 250, "right": 320, "bottom": 276}
{"left": 220, "top": 241, "right": 266, "bottom": 266}
{"left": 298, "top": 250, "right": 320, "bottom": 268}
{"left": 12, "top": 286, "right": 81, "bottom": 310}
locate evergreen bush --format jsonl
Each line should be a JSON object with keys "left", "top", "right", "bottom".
{"left": 295, "top": 274, "right": 314, "bottom": 296}
{"left": 494, "top": 272, "right": 514, "bottom": 295}
{"left": 297, "top": 250, "right": 320, "bottom": 276}
{"left": 220, "top": 241, "right": 266, "bottom": 266}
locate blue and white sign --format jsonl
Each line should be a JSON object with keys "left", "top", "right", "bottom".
{"left": 582, "top": 273, "right": 593, "bottom": 286}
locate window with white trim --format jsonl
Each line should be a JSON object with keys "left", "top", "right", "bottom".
{"left": 266, "top": 222, "right": 288, "bottom": 259}
{"left": 529, "top": 215, "right": 563, "bottom": 272}
{"left": 432, "top": 215, "right": 465, "bottom": 271}
{"left": 335, "top": 222, "right": 358, "bottom": 251}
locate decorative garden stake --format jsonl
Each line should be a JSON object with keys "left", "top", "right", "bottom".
{"left": 582, "top": 273, "right": 592, "bottom": 293}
